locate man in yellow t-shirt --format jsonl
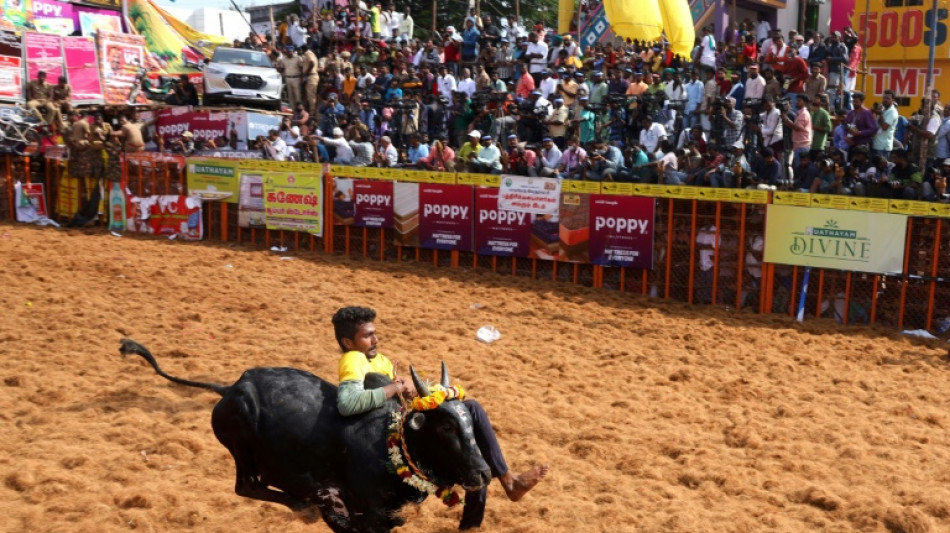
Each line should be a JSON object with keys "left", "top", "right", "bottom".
{"left": 330, "top": 306, "right": 548, "bottom": 508}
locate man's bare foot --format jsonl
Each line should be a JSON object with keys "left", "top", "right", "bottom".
{"left": 501, "top": 465, "right": 549, "bottom": 502}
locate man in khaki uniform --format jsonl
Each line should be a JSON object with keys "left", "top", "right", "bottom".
{"left": 301, "top": 46, "right": 320, "bottom": 115}
{"left": 51, "top": 76, "right": 71, "bottom": 121}
{"left": 26, "top": 71, "right": 61, "bottom": 128}
{"left": 66, "top": 111, "right": 92, "bottom": 178}
{"left": 282, "top": 47, "right": 303, "bottom": 109}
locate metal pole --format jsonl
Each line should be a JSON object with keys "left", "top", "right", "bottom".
{"left": 220, "top": 12, "right": 225, "bottom": 36}
{"left": 576, "top": 0, "right": 581, "bottom": 41}
{"left": 921, "top": 0, "right": 938, "bottom": 171}
{"left": 229, "top": 0, "right": 262, "bottom": 41}
{"left": 861, "top": 0, "right": 870, "bottom": 92}
{"left": 432, "top": 0, "right": 437, "bottom": 34}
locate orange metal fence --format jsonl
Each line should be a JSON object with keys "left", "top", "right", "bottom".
{"left": 3, "top": 153, "right": 948, "bottom": 335}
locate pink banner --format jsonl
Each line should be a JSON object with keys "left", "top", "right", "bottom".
{"left": 588, "top": 195, "right": 655, "bottom": 269}
{"left": 0, "top": 30, "right": 22, "bottom": 101}
{"left": 63, "top": 36, "right": 104, "bottom": 105}
{"left": 32, "top": 0, "right": 75, "bottom": 35}
{"left": 155, "top": 108, "right": 229, "bottom": 145}
{"left": 419, "top": 184, "right": 473, "bottom": 251}
{"left": 474, "top": 187, "right": 532, "bottom": 257}
{"left": 830, "top": 0, "right": 856, "bottom": 33}
{"left": 353, "top": 180, "right": 394, "bottom": 228}
{"left": 24, "top": 32, "right": 63, "bottom": 86}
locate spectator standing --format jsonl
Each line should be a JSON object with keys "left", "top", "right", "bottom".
{"left": 810, "top": 96, "right": 832, "bottom": 153}
{"left": 524, "top": 32, "right": 549, "bottom": 83}
{"left": 783, "top": 94, "right": 812, "bottom": 166}
{"left": 872, "top": 90, "right": 898, "bottom": 159}
{"left": 803, "top": 63, "right": 827, "bottom": 102}
{"left": 845, "top": 92, "right": 878, "bottom": 149}
{"left": 462, "top": 19, "right": 480, "bottom": 63}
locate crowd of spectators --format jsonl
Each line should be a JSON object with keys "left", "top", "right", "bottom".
{"left": 216, "top": 5, "right": 947, "bottom": 203}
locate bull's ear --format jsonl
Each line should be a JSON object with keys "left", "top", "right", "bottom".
{"left": 407, "top": 412, "right": 426, "bottom": 431}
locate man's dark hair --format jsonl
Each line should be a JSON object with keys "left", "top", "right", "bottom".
{"left": 332, "top": 306, "right": 376, "bottom": 351}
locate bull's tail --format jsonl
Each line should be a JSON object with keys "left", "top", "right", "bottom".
{"left": 119, "top": 339, "right": 228, "bottom": 395}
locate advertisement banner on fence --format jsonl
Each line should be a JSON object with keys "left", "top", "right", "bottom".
{"left": 498, "top": 175, "right": 561, "bottom": 215}
{"left": 764, "top": 205, "right": 908, "bottom": 274}
{"left": 261, "top": 171, "right": 323, "bottom": 235}
{"left": 97, "top": 30, "right": 148, "bottom": 105}
{"left": 238, "top": 171, "right": 264, "bottom": 228}
{"left": 558, "top": 192, "right": 590, "bottom": 263}
{"left": 393, "top": 181, "right": 419, "bottom": 247}
{"left": 332, "top": 177, "right": 354, "bottom": 225}
{"left": 62, "top": 36, "right": 104, "bottom": 105}
{"left": 588, "top": 195, "right": 655, "bottom": 269}
{"left": 25, "top": 32, "right": 63, "bottom": 86}
{"left": 474, "top": 187, "right": 531, "bottom": 257}
{"left": 245, "top": 112, "right": 282, "bottom": 146}
{"left": 186, "top": 157, "right": 240, "bottom": 203}
{"left": 353, "top": 179, "right": 394, "bottom": 228}
{"left": 125, "top": 194, "right": 203, "bottom": 240}
{"left": 0, "top": 30, "right": 23, "bottom": 101}
{"left": 419, "top": 184, "right": 473, "bottom": 251}
{"left": 193, "top": 149, "right": 263, "bottom": 160}
{"left": 32, "top": 0, "right": 75, "bottom": 35}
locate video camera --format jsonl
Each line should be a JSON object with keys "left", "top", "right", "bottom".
{"left": 390, "top": 98, "right": 417, "bottom": 110}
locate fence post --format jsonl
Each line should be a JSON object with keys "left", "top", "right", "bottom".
{"left": 898, "top": 218, "right": 914, "bottom": 330}
{"left": 664, "top": 199, "right": 674, "bottom": 299}
{"left": 926, "top": 219, "right": 942, "bottom": 331}
{"left": 687, "top": 200, "right": 697, "bottom": 304}
{"left": 711, "top": 202, "right": 721, "bottom": 305}
{"left": 6, "top": 155, "right": 13, "bottom": 219}
{"left": 735, "top": 203, "right": 747, "bottom": 309}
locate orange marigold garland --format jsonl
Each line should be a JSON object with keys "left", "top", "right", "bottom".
{"left": 409, "top": 384, "right": 466, "bottom": 411}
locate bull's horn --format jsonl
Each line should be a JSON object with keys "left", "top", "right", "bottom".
{"left": 410, "top": 366, "right": 430, "bottom": 397}
{"left": 440, "top": 361, "right": 450, "bottom": 388}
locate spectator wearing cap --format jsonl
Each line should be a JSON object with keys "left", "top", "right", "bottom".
{"left": 557, "top": 70, "right": 579, "bottom": 107}
{"left": 539, "top": 70, "right": 559, "bottom": 100}
{"left": 456, "top": 130, "right": 482, "bottom": 170}
{"left": 625, "top": 71, "right": 649, "bottom": 99}
{"left": 744, "top": 64, "right": 765, "bottom": 103}
{"left": 318, "top": 127, "right": 354, "bottom": 164}
{"left": 544, "top": 97, "right": 569, "bottom": 149}
{"left": 572, "top": 97, "right": 596, "bottom": 145}
{"left": 281, "top": 46, "right": 304, "bottom": 109}
{"left": 471, "top": 135, "right": 503, "bottom": 174}
{"left": 539, "top": 137, "right": 562, "bottom": 177}
{"left": 782, "top": 94, "right": 812, "bottom": 167}
{"left": 590, "top": 71, "right": 609, "bottom": 106}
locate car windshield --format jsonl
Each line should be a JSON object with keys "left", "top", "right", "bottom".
{"left": 211, "top": 49, "right": 272, "bottom": 68}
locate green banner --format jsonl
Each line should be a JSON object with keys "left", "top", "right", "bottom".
{"left": 186, "top": 158, "right": 241, "bottom": 204}
{"left": 764, "top": 205, "right": 907, "bottom": 274}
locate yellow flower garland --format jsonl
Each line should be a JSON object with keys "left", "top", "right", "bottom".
{"left": 410, "top": 384, "right": 466, "bottom": 411}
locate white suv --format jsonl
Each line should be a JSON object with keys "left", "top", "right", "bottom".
{"left": 203, "top": 47, "right": 282, "bottom": 110}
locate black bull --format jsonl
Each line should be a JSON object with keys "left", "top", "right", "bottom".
{"left": 119, "top": 339, "right": 492, "bottom": 533}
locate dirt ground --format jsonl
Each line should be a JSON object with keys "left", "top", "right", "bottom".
{"left": 1, "top": 224, "right": 949, "bottom": 533}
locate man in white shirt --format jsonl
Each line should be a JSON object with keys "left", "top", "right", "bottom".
{"left": 264, "top": 129, "right": 287, "bottom": 161}
{"left": 397, "top": 7, "right": 413, "bottom": 41}
{"left": 319, "top": 127, "right": 355, "bottom": 164}
{"left": 437, "top": 66, "right": 457, "bottom": 100}
{"left": 457, "top": 67, "right": 476, "bottom": 98}
{"left": 756, "top": 13, "right": 772, "bottom": 44}
{"left": 538, "top": 70, "right": 558, "bottom": 100}
{"left": 357, "top": 66, "right": 376, "bottom": 90}
{"left": 471, "top": 135, "right": 503, "bottom": 173}
{"left": 538, "top": 137, "right": 562, "bottom": 176}
{"left": 524, "top": 32, "right": 549, "bottom": 81}
{"left": 639, "top": 115, "right": 667, "bottom": 154}
{"left": 872, "top": 90, "right": 899, "bottom": 159}
{"left": 699, "top": 26, "right": 717, "bottom": 70}
{"left": 375, "top": 135, "right": 398, "bottom": 166}
{"left": 744, "top": 64, "right": 766, "bottom": 102}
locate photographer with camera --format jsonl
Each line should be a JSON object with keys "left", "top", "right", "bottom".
{"left": 544, "top": 97, "right": 569, "bottom": 149}
{"left": 582, "top": 140, "right": 625, "bottom": 182}
{"left": 754, "top": 96, "right": 784, "bottom": 164}
{"left": 260, "top": 129, "right": 288, "bottom": 161}
{"left": 317, "top": 127, "right": 354, "bottom": 164}
{"left": 504, "top": 134, "right": 539, "bottom": 176}
{"left": 319, "top": 94, "right": 347, "bottom": 136}
{"left": 516, "top": 90, "right": 550, "bottom": 144}
{"left": 600, "top": 97, "right": 628, "bottom": 147}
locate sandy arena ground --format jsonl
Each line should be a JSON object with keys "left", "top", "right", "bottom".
{"left": 1, "top": 224, "right": 949, "bottom": 533}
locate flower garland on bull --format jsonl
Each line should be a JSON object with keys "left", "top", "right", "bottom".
{"left": 387, "top": 382, "right": 467, "bottom": 507}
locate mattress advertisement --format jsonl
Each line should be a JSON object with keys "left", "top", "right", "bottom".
{"left": 474, "top": 187, "right": 531, "bottom": 257}
{"left": 558, "top": 192, "right": 590, "bottom": 263}
{"left": 418, "top": 184, "right": 473, "bottom": 251}
{"left": 588, "top": 195, "right": 655, "bottom": 269}
{"left": 393, "top": 181, "right": 419, "bottom": 247}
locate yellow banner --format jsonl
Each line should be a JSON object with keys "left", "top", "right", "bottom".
{"left": 773, "top": 191, "right": 812, "bottom": 206}
{"left": 888, "top": 199, "right": 933, "bottom": 216}
{"left": 809, "top": 193, "right": 851, "bottom": 210}
{"left": 764, "top": 205, "right": 908, "bottom": 274}
{"left": 600, "top": 182, "right": 634, "bottom": 196}
{"left": 261, "top": 170, "right": 323, "bottom": 236}
{"left": 848, "top": 197, "right": 890, "bottom": 213}
{"left": 456, "top": 173, "right": 500, "bottom": 187}
{"left": 565, "top": 180, "right": 602, "bottom": 194}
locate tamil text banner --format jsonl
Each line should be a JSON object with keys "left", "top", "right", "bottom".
{"left": 186, "top": 157, "right": 241, "bottom": 204}
{"left": 474, "top": 187, "right": 531, "bottom": 257}
{"left": 62, "top": 36, "right": 104, "bottom": 105}
{"left": 262, "top": 171, "right": 323, "bottom": 235}
{"left": 24, "top": 32, "right": 63, "bottom": 86}
{"left": 764, "top": 205, "right": 908, "bottom": 274}
{"left": 0, "top": 30, "right": 23, "bottom": 101}
{"left": 419, "top": 184, "right": 473, "bottom": 251}
{"left": 498, "top": 175, "right": 561, "bottom": 215}
{"left": 97, "top": 30, "right": 147, "bottom": 105}
{"left": 588, "top": 195, "right": 655, "bottom": 269}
